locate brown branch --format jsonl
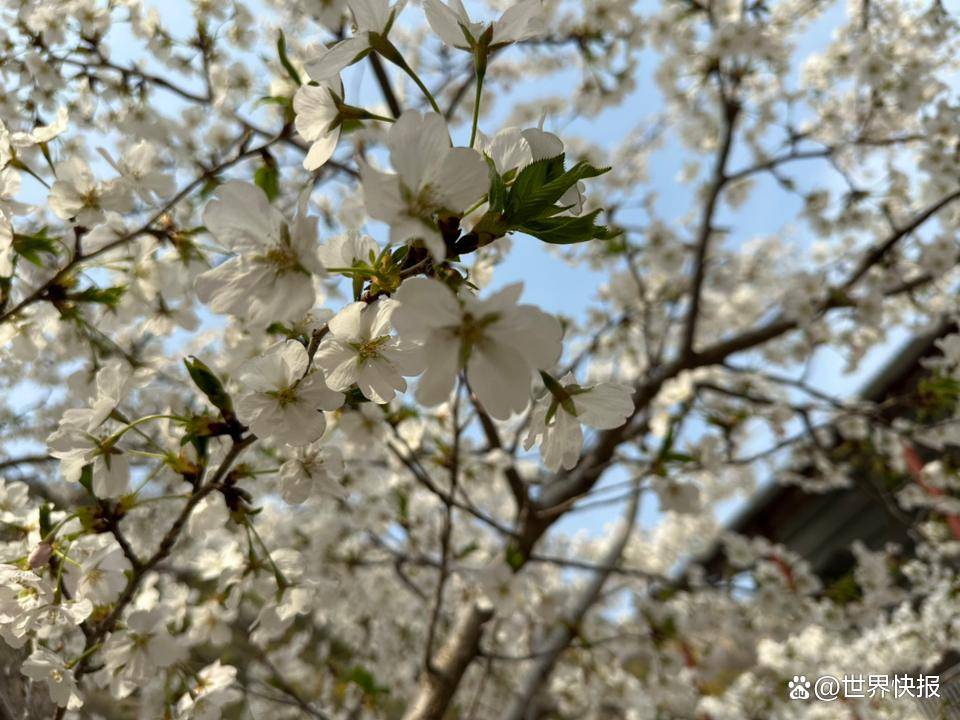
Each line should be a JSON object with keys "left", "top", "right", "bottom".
{"left": 0, "top": 455, "right": 52, "bottom": 471}
{"left": 401, "top": 602, "right": 494, "bottom": 720}
{"left": 680, "top": 98, "right": 740, "bottom": 359}
{"left": 469, "top": 392, "right": 528, "bottom": 515}
{"left": 73, "top": 434, "right": 256, "bottom": 679}
{"left": 842, "top": 188, "right": 960, "bottom": 289}
{"left": 503, "top": 476, "right": 643, "bottom": 719}
{"left": 423, "top": 381, "right": 463, "bottom": 675}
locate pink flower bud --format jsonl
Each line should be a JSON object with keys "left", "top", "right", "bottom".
{"left": 28, "top": 542, "right": 54, "bottom": 569}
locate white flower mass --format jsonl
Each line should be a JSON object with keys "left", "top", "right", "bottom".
{"left": 0, "top": 0, "right": 958, "bottom": 717}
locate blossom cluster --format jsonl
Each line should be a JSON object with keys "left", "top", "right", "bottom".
{"left": 1, "top": 0, "right": 959, "bottom": 718}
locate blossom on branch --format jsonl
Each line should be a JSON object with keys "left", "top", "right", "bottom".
{"left": 360, "top": 110, "right": 489, "bottom": 259}
{"left": 393, "top": 277, "right": 562, "bottom": 419}
{"left": 523, "top": 374, "right": 634, "bottom": 472}
{"left": 21, "top": 647, "right": 83, "bottom": 710}
{"left": 196, "top": 182, "right": 324, "bottom": 324}
{"left": 314, "top": 298, "right": 423, "bottom": 403}
{"left": 423, "top": 0, "right": 544, "bottom": 51}
{"left": 304, "top": 0, "right": 408, "bottom": 81}
{"left": 236, "top": 340, "right": 344, "bottom": 446}
{"left": 279, "top": 442, "right": 346, "bottom": 504}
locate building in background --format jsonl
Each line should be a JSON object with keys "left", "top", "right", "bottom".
{"left": 701, "top": 320, "right": 960, "bottom": 718}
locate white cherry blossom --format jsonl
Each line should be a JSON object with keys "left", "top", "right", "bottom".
{"left": 175, "top": 661, "right": 240, "bottom": 720}
{"left": 360, "top": 110, "right": 489, "bottom": 259}
{"left": 523, "top": 375, "right": 635, "bottom": 472}
{"left": 46, "top": 422, "right": 130, "bottom": 498}
{"left": 304, "top": 0, "right": 408, "bottom": 81}
{"left": 236, "top": 340, "right": 344, "bottom": 445}
{"left": 314, "top": 298, "right": 423, "bottom": 402}
{"left": 21, "top": 648, "right": 83, "bottom": 710}
{"left": 196, "top": 182, "right": 324, "bottom": 323}
{"left": 48, "top": 156, "right": 133, "bottom": 226}
{"left": 318, "top": 230, "right": 379, "bottom": 268}
{"left": 293, "top": 80, "right": 343, "bottom": 171}
{"left": 423, "top": 0, "right": 544, "bottom": 51}
{"left": 102, "top": 608, "right": 186, "bottom": 699}
{"left": 393, "top": 277, "right": 563, "bottom": 419}
{"left": 279, "top": 443, "right": 346, "bottom": 503}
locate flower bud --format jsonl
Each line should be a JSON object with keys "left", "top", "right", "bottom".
{"left": 28, "top": 542, "right": 54, "bottom": 569}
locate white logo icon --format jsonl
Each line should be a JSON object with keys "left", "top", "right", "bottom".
{"left": 788, "top": 675, "right": 811, "bottom": 700}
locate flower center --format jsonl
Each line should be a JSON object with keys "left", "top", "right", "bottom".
{"left": 456, "top": 312, "right": 500, "bottom": 363}
{"left": 262, "top": 246, "right": 301, "bottom": 275}
{"left": 353, "top": 335, "right": 390, "bottom": 360}
{"left": 130, "top": 632, "right": 152, "bottom": 651}
{"left": 80, "top": 189, "right": 100, "bottom": 209}
{"left": 274, "top": 386, "right": 298, "bottom": 407}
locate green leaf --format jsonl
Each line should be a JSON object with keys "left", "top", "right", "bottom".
{"left": 266, "top": 322, "right": 296, "bottom": 337}
{"left": 485, "top": 155, "right": 508, "bottom": 214}
{"left": 505, "top": 543, "right": 525, "bottom": 571}
{"left": 455, "top": 541, "right": 480, "bottom": 560}
{"left": 509, "top": 160, "right": 610, "bottom": 223}
{"left": 184, "top": 356, "right": 235, "bottom": 417}
{"left": 539, "top": 370, "right": 578, "bottom": 417}
{"left": 344, "top": 387, "right": 371, "bottom": 406}
{"left": 78, "top": 464, "right": 94, "bottom": 494}
{"left": 199, "top": 176, "right": 221, "bottom": 199}
{"left": 276, "top": 31, "right": 302, "bottom": 86}
{"left": 38, "top": 504, "right": 53, "bottom": 537}
{"left": 518, "top": 209, "right": 618, "bottom": 245}
{"left": 505, "top": 154, "right": 566, "bottom": 220}
{"left": 394, "top": 488, "right": 410, "bottom": 525}
{"left": 12, "top": 230, "right": 59, "bottom": 266}
{"left": 69, "top": 285, "right": 127, "bottom": 307}
{"left": 254, "top": 163, "right": 280, "bottom": 202}
{"left": 344, "top": 665, "right": 389, "bottom": 696}
{"left": 258, "top": 95, "right": 293, "bottom": 108}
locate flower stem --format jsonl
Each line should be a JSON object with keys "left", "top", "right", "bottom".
{"left": 387, "top": 51, "right": 441, "bottom": 114}
{"left": 470, "top": 69, "right": 485, "bottom": 149}
{"left": 66, "top": 643, "right": 102, "bottom": 670}
{"left": 106, "top": 413, "right": 183, "bottom": 445}
{"left": 406, "top": 65, "right": 442, "bottom": 114}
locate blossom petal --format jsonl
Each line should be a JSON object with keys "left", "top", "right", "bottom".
{"left": 414, "top": 338, "right": 459, "bottom": 407}
{"left": 388, "top": 111, "right": 451, "bottom": 193}
{"left": 467, "top": 339, "right": 531, "bottom": 420}
{"left": 202, "top": 181, "right": 285, "bottom": 251}
{"left": 304, "top": 37, "right": 369, "bottom": 81}
{"left": 423, "top": 0, "right": 471, "bottom": 47}
{"left": 428, "top": 147, "right": 490, "bottom": 213}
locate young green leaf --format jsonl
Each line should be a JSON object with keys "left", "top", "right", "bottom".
{"left": 254, "top": 163, "right": 280, "bottom": 202}
{"left": 12, "top": 231, "right": 60, "bottom": 266}
{"left": 507, "top": 159, "right": 610, "bottom": 224}
{"left": 69, "top": 285, "right": 127, "bottom": 307}
{"left": 276, "top": 31, "right": 302, "bottom": 86}
{"left": 518, "top": 209, "right": 619, "bottom": 245}
{"left": 184, "top": 356, "right": 235, "bottom": 418}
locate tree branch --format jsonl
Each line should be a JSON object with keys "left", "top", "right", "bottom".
{"left": 681, "top": 98, "right": 740, "bottom": 359}
{"left": 401, "top": 602, "right": 494, "bottom": 720}
{"left": 503, "top": 476, "right": 643, "bottom": 719}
